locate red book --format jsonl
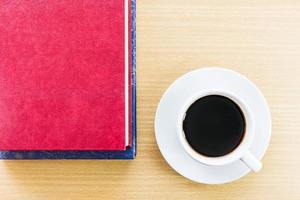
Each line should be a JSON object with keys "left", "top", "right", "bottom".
{"left": 0, "top": 0, "right": 131, "bottom": 150}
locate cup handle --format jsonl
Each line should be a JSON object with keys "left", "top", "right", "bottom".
{"left": 241, "top": 151, "right": 262, "bottom": 172}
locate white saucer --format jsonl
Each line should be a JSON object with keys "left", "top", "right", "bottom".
{"left": 154, "top": 68, "right": 271, "bottom": 184}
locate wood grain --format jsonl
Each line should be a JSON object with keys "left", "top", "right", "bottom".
{"left": 1, "top": 0, "right": 300, "bottom": 199}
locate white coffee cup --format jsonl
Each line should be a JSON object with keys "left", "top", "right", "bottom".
{"left": 177, "top": 90, "right": 262, "bottom": 172}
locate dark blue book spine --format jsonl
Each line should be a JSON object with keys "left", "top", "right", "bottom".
{"left": 0, "top": 0, "right": 137, "bottom": 159}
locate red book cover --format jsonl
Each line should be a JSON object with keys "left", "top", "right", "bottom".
{"left": 0, "top": 0, "right": 130, "bottom": 150}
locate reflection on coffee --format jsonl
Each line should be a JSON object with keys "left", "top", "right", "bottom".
{"left": 183, "top": 95, "right": 245, "bottom": 157}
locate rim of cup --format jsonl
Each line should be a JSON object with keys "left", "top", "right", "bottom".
{"left": 177, "top": 89, "right": 255, "bottom": 166}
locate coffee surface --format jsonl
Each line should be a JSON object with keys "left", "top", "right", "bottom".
{"left": 183, "top": 95, "right": 245, "bottom": 157}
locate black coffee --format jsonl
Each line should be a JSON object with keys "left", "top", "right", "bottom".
{"left": 183, "top": 95, "right": 245, "bottom": 157}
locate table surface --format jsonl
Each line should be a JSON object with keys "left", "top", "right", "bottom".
{"left": 1, "top": 0, "right": 300, "bottom": 199}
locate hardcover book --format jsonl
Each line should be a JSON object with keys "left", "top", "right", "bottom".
{"left": 0, "top": 0, "right": 136, "bottom": 159}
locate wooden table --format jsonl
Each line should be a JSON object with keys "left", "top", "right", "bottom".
{"left": 1, "top": 0, "right": 300, "bottom": 199}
